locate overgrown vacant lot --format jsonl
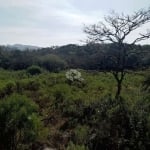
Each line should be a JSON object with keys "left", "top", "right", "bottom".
{"left": 0, "top": 69, "right": 149, "bottom": 149}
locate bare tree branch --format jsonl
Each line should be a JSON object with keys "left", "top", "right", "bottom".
{"left": 131, "top": 31, "right": 150, "bottom": 44}
{"left": 84, "top": 7, "right": 150, "bottom": 97}
{"left": 84, "top": 7, "right": 150, "bottom": 44}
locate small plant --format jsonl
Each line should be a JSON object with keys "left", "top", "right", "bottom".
{"left": 73, "top": 125, "right": 89, "bottom": 145}
{"left": 66, "top": 69, "right": 84, "bottom": 83}
{"left": 5, "top": 81, "right": 16, "bottom": 94}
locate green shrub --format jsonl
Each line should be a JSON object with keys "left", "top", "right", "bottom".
{"left": 142, "top": 72, "right": 150, "bottom": 92}
{"left": 66, "top": 142, "right": 88, "bottom": 150}
{"left": 52, "top": 84, "right": 72, "bottom": 110}
{"left": 73, "top": 125, "right": 89, "bottom": 145}
{"left": 0, "top": 94, "right": 42, "bottom": 150}
{"left": 86, "top": 96, "right": 150, "bottom": 150}
{"left": 25, "top": 80, "right": 40, "bottom": 91}
{"left": 0, "top": 81, "right": 16, "bottom": 98}
{"left": 27, "top": 65, "right": 42, "bottom": 75}
{"left": 4, "top": 81, "right": 16, "bottom": 95}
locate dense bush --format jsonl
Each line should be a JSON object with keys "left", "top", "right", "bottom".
{"left": 0, "top": 81, "right": 16, "bottom": 98}
{"left": 73, "top": 125, "right": 89, "bottom": 145}
{"left": 86, "top": 97, "right": 131, "bottom": 150}
{"left": 0, "top": 94, "right": 42, "bottom": 150}
{"left": 59, "top": 95, "right": 150, "bottom": 150}
{"left": 142, "top": 72, "right": 150, "bottom": 92}
{"left": 85, "top": 96, "right": 150, "bottom": 150}
{"left": 27, "top": 65, "right": 42, "bottom": 75}
{"left": 66, "top": 142, "right": 89, "bottom": 150}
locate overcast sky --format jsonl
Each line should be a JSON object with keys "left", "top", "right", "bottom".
{"left": 0, "top": 0, "right": 150, "bottom": 47}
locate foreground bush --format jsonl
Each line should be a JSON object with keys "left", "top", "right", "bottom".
{"left": 0, "top": 94, "right": 41, "bottom": 150}
{"left": 60, "top": 95, "right": 150, "bottom": 150}
{"left": 86, "top": 96, "right": 150, "bottom": 150}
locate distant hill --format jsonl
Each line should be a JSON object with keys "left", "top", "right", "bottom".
{"left": 7, "top": 44, "right": 41, "bottom": 50}
{"left": 0, "top": 43, "right": 149, "bottom": 70}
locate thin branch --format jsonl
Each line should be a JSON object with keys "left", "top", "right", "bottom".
{"left": 131, "top": 32, "right": 150, "bottom": 44}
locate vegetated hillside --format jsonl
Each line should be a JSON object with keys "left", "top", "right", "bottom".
{"left": 0, "top": 43, "right": 150, "bottom": 71}
{"left": 7, "top": 44, "right": 41, "bottom": 51}
{"left": 0, "top": 68, "right": 149, "bottom": 149}
{"left": 0, "top": 43, "right": 150, "bottom": 149}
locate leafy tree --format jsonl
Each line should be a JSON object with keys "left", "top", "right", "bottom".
{"left": 84, "top": 8, "right": 150, "bottom": 97}
{"left": 27, "top": 65, "right": 42, "bottom": 75}
{"left": 38, "top": 54, "right": 67, "bottom": 72}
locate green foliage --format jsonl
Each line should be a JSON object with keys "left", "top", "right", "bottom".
{"left": 66, "top": 142, "right": 88, "bottom": 150}
{"left": 73, "top": 125, "right": 89, "bottom": 145}
{"left": 24, "top": 79, "right": 41, "bottom": 91}
{"left": 51, "top": 84, "right": 72, "bottom": 109}
{"left": 0, "top": 94, "right": 42, "bottom": 150}
{"left": 0, "top": 69, "right": 149, "bottom": 149}
{"left": 38, "top": 54, "right": 67, "bottom": 72}
{"left": 86, "top": 96, "right": 150, "bottom": 150}
{"left": 60, "top": 94, "right": 150, "bottom": 150}
{"left": 142, "top": 71, "right": 150, "bottom": 92}
{"left": 27, "top": 65, "right": 42, "bottom": 75}
{"left": 0, "top": 41, "right": 149, "bottom": 150}
{"left": 1, "top": 43, "right": 149, "bottom": 71}
{"left": 0, "top": 81, "right": 17, "bottom": 98}
{"left": 4, "top": 81, "right": 16, "bottom": 94}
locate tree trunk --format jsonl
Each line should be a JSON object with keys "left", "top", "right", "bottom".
{"left": 113, "top": 71, "right": 125, "bottom": 98}
{"left": 116, "top": 80, "right": 122, "bottom": 98}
